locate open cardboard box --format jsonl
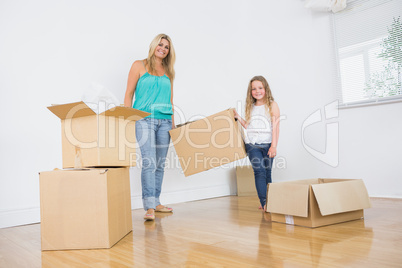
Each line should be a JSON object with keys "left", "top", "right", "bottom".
{"left": 48, "top": 101, "right": 150, "bottom": 168}
{"left": 169, "top": 108, "right": 247, "bottom": 177}
{"left": 266, "top": 178, "right": 371, "bottom": 228}
{"left": 39, "top": 168, "right": 132, "bottom": 250}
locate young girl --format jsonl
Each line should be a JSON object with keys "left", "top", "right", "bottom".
{"left": 234, "top": 75, "right": 280, "bottom": 210}
{"left": 124, "top": 34, "right": 176, "bottom": 221}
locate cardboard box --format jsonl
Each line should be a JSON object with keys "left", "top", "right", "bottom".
{"left": 236, "top": 165, "right": 257, "bottom": 197}
{"left": 39, "top": 168, "right": 132, "bottom": 250}
{"left": 169, "top": 109, "right": 247, "bottom": 176}
{"left": 48, "top": 101, "right": 150, "bottom": 168}
{"left": 266, "top": 178, "right": 371, "bottom": 228}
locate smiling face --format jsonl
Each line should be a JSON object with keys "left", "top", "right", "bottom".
{"left": 154, "top": 38, "right": 170, "bottom": 59}
{"left": 251, "top": 80, "right": 266, "bottom": 102}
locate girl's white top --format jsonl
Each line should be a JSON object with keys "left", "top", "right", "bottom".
{"left": 243, "top": 104, "right": 272, "bottom": 144}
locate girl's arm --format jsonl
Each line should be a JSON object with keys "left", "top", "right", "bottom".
{"left": 268, "top": 101, "right": 280, "bottom": 158}
{"left": 233, "top": 110, "right": 248, "bottom": 129}
{"left": 124, "top": 61, "right": 142, "bottom": 107}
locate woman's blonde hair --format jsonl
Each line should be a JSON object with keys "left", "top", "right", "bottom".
{"left": 245, "top": 75, "right": 275, "bottom": 123}
{"left": 147, "top": 33, "right": 176, "bottom": 80}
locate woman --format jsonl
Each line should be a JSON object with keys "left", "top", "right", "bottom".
{"left": 234, "top": 75, "right": 280, "bottom": 210}
{"left": 124, "top": 34, "right": 176, "bottom": 221}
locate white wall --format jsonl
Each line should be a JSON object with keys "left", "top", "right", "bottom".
{"left": 269, "top": 9, "right": 402, "bottom": 199}
{"left": 1, "top": 0, "right": 401, "bottom": 228}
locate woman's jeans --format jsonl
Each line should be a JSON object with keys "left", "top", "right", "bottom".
{"left": 245, "top": 143, "right": 274, "bottom": 208}
{"left": 136, "top": 118, "right": 172, "bottom": 211}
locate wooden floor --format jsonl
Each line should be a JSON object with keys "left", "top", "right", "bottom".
{"left": 1, "top": 196, "right": 402, "bottom": 267}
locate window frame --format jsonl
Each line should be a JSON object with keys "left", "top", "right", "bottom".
{"left": 331, "top": 0, "right": 402, "bottom": 109}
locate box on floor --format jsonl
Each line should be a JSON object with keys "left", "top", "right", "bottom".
{"left": 169, "top": 108, "right": 247, "bottom": 177}
{"left": 39, "top": 167, "right": 132, "bottom": 250}
{"left": 48, "top": 101, "right": 149, "bottom": 168}
{"left": 266, "top": 178, "right": 371, "bottom": 228}
{"left": 236, "top": 165, "right": 257, "bottom": 197}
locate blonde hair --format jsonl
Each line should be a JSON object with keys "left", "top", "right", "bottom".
{"left": 245, "top": 76, "right": 275, "bottom": 123}
{"left": 147, "top": 33, "right": 176, "bottom": 80}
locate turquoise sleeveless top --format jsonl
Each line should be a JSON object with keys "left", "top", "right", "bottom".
{"left": 133, "top": 69, "right": 173, "bottom": 119}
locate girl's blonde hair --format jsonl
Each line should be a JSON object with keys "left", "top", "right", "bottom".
{"left": 147, "top": 33, "right": 176, "bottom": 80}
{"left": 245, "top": 75, "right": 275, "bottom": 123}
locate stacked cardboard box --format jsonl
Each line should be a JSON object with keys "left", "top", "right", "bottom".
{"left": 39, "top": 101, "right": 149, "bottom": 250}
{"left": 47, "top": 101, "right": 149, "bottom": 168}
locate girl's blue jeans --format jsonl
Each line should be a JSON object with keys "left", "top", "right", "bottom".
{"left": 135, "top": 118, "right": 172, "bottom": 211}
{"left": 245, "top": 143, "right": 274, "bottom": 208}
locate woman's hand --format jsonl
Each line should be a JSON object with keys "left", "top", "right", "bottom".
{"left": 268, "top": 146, "right": 277, "bottom": 158}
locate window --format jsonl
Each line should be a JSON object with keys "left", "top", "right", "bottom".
{"left": 332, "top": 0, "right": 402, "bottom": 107}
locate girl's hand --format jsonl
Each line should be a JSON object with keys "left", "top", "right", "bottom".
{"left": 233, "top": 110, "right": 240, "bottom": 121}
{"left": 233, "top": 109, "right": 248, "bottom": 129}
{"left": 268, "top": 146, "right": 277, "bottom": 158}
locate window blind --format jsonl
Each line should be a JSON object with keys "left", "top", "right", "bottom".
{"left": 332, "top": 0, "right": 402, "bottom": 107}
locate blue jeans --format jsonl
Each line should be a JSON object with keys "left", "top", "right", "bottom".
{"left": 136, "top": 118, "right": 172, "bottom": 210}
{"left": 245, "top": 143, "right": 274, "bottom": 208}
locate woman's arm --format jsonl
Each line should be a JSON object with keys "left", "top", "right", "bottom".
{"left": 268, "top": 101, "right": 280, "bottom": 158}
{"left": 124, "top": 61, "right": 142, "bottom": 107}
{"left": 233, "top": 110, "right": 248, "bottom": 129}
{"left": 170, "top": 80, "right": 175, "bottom": 129}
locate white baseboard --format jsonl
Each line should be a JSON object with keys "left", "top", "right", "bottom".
{"left": 0, "top": 207, "right": 41, "bottom": 229}
{"left": 0, "top": 184, "right": 233, "bottom": 228}
{"left": 131, "top": 184, "right": 233, "bottom": 210}
{"left": 369, "top": 195, "right": 402, "bottom": 199}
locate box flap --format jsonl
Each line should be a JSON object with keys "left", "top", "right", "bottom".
{"left": 47, "top": 101, "right": 95, "bottom": 119}
{"left": 176, "top": 120, "right": 196, "bottom": 128}
{"left": 100, "top": 106, "right": 150, "bottom": 121}
{"left": 312, "top": 179, "right": 371, "bottom": 216}
{"left": 48, "top": 102, "right": 150, "bottom": 121}
{"left": 266, "top": 183, "right": 310, "bottom": 217}
{"left": 204, "top": 108, "right": 233, "bottom": 120}
{"left": 42, "top": 168, "right": 110, "bottom": 173}
{"left": 174, "top": 109, "right": 233, "bottom": 129}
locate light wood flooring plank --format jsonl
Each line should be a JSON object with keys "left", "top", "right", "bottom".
{"left": 0, "top": 196, "right": 402, "bottom": 267}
